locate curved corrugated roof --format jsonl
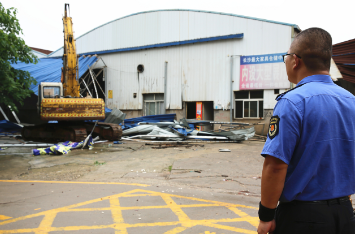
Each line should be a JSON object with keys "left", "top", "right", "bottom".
{"left": 48, "top": 9, "right": 300, "bottom": 57}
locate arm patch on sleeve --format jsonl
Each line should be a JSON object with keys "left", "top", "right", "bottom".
{"left": 268, "top": 115, "right": 280, "bottom": 139}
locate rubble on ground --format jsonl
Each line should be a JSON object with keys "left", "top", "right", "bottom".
{"left": 0, "top": 108, "right": 259, "bottom": 156}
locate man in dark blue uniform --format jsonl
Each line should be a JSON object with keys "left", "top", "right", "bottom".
{"left": 257, "top": 28, "right": 355, "bottom": 234}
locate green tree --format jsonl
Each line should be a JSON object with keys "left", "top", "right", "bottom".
{"left": 0, "top": 2, "right": 38, "bottom": 112}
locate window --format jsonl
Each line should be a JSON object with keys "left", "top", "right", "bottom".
{"left": 143, "top": 93, "right": 164, "bottom": 116}
{"left": 235, "top": 90, "right": 263, "bottom": 118}
{"left": 43, "top": 86, "right": 60, "bottom": 98}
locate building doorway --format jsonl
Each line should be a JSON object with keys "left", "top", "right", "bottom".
{"left": 185, "top": 101, "right": 214, "bottom": 131}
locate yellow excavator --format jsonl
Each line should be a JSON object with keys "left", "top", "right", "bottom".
{"left": 22, "top": 4, "right": 121, "bottom": 142}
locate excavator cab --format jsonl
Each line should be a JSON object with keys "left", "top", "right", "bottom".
{"left": 37, "top": 82, "right": 63, "bottom": 115}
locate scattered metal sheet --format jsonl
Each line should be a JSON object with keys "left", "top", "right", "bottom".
{"left": 138, "top": 122, "right": 176, "bottom": 126}
{"left": 104, "top": 108, "right": 126, "bottom": 125}
{"left": 147, "top": 126, "right": 184, "bottom": 141}
{"left": 213, "top": 126, "right": 255, "bottom": 141}
{"left": 0, "top": 144, "right": 54, "bottom": 147}
{"left": 185, "top": 119, "right": 250, "bottom": 126}
{"left": 122, "top": 125, "right": 156, "bottom": 136}
{"left": 121, "top": 138, "right": 240, "bottom": 143}
{"left": 219, "top": 149, "right": 231, "bottom": 152}
{"left": 125, "top": 134, "right": 228, "bottom": 140}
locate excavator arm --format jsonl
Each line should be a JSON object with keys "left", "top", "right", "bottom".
{"left": 62, "top": 3, "right": 80, "bottom": 97}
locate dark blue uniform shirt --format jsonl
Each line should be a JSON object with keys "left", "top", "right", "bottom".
{"left": 262, "top": 74, "right": 355, "bottom": 202}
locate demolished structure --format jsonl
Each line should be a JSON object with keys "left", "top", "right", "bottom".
{"left": 105, "top": 109, "right": 256, "bottom": 142}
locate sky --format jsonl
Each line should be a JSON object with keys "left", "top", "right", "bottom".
{"left": 1, "top": 0, "right": 354, "bottom": 52}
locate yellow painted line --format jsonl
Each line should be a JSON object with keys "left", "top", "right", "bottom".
{"left": 160, "top": 193, "right": 196, "bottom": 231}
{"left": 35, "top": 212, "right": 57, "bottom": 234}
{"left": 0, "top": 216, "right": 11, "bottom": 221}
{"left": 0, "top": 228, "right": 35, "bottom": 234}
{"left": 125, "top": 189, "right": 258, "bottom": 210}
{"left": 228, "top": 206, "right": 259, "bottom": 227}
{"left": 0, "top": 180, "right": 149, "bottom": 187}
{"left": 109, "top": 197, "right": 128, "bottom": 234}
{"left": 0, "top": 218, "right": 257, "bottom": 233}
{"left": 69, "top": 203, "right": 221, "bottom": 212}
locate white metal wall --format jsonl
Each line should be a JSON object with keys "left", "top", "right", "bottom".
{"left": 50, "top": 10, "right": 295, "bottom": 57}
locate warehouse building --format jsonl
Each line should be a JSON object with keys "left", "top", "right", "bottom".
{"left": 18, "top": 10, "right": 343, "bottom": 134}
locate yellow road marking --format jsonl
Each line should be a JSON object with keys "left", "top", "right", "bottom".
{"left": 69, "top": 203, "right": 221, "bottom": 212}
{"left": 36, "top": 212, "right": 57, "bottom": 234}
{"left": 0, "top": 216, "right": 11, "bottom": 221}
{"left": 228, "top": 206, "right": 259, "bottom": 227}
{"left": 0, "top": 188, "right": 258, "bottom": 233}
{"left": 0, "top": 180, "right": 149, "bottom": 187}
{"left": 110, "top": 194, "right": 128, "bottom": 234}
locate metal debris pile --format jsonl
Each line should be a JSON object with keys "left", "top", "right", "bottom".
{"left": 0, "top": 108, "right": 257, "bottom": 155}
{"left": 105, "top": 109, "right": 256, "bottom": 143}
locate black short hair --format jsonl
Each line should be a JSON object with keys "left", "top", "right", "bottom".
{"left": 291, "top": 27, "right": 332, "bottom": 72}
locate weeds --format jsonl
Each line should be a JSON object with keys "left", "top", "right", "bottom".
{"left": 94, "top": 161, "right": 106, "bottom": 166}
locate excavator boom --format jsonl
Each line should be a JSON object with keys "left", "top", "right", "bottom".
{"left": 62, "top": 3, "right": 79, "bottom": 97}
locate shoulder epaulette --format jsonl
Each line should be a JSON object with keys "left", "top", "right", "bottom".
{"left": 275, "top": 84, "right": 305, "bottom": 101}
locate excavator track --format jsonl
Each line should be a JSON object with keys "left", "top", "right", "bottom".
{"left": 22, "top": 122, "right": 122, "bottom": 143}
{"left": 84, "top": 122, "right": 123, "bottom": 141}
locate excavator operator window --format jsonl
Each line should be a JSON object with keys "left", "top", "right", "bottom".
{"left": 43, "top": 86, "right": 60, "bottom": 98}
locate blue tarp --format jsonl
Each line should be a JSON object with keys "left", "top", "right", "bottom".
{"left": 105, "top": 107, "right": 112, "bottom": 114}
{"left": 121, "top": 114, "right": 176, "bottom": 130}
{"left": 33, "top": 136, "right": 93, "bottom": 156}
{"left": 0, "top": 120, "right": 23, "bottom": 134}
{"left": 11, "top": 56, "right": 98, "bottom": 95}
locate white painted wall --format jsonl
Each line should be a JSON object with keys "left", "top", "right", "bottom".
{"left": 263, "top": 89, "right": 288, "bottom": 110}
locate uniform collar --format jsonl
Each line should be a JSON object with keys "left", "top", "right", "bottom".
{"left": 296, "top": 74, "right": 333, "bottom": 87}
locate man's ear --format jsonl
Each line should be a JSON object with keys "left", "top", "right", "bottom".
{"left": 292, "top": 54, "right": 301, "bottom": 70}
